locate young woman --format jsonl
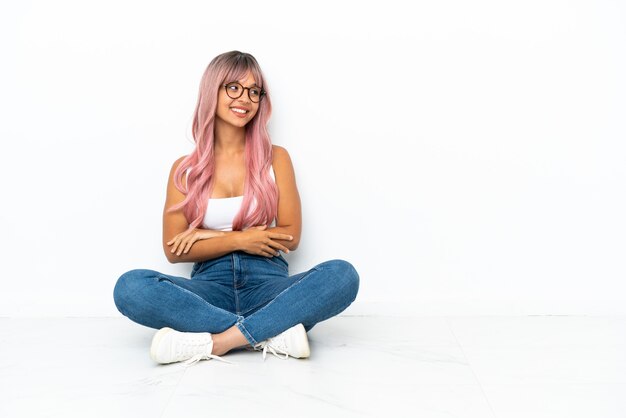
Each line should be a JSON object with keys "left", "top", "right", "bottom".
{"left": 113, "top": 51, "right": 360, "bottom": 366}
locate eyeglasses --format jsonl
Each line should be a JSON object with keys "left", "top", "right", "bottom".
{"left": 223, "top": 82, "right": 266, "bottom": 103}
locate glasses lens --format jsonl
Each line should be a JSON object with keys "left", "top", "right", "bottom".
{"left": 225, "top": 83, "right": 242, "bottom": 99}
{"left": 249, "top": 87, "right": 262, "bottom": 103}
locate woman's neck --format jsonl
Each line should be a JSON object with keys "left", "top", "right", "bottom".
{"left": 214, "top": 119, "right": 245, "bottom": 156}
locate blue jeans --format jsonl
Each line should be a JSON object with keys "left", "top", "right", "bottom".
{"left": 113, "top": 251, "right": 360, "bottom": 346}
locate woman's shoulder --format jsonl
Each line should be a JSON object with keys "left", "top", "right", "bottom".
{"left": 271, "top": 145, "right": 291, "bottom": 164}
{"left": 271, "top": 145, "right": 296, "bottom": 180}
{"left": 171, "top": 154, "right": 188, "bottom": 170}
{"left": 168, "top": 155, "right": 190, "bottom": 188}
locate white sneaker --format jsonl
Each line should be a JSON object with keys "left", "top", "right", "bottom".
{"left": 251, "top": 323, "right": 311, "bottom": 361}
{"left": 150, "top": 327, "right": 234, "bottom": 366}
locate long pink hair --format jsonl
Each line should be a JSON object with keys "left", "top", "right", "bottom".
{"left": 166, "top": 51, "right": 278, "bottom": 231}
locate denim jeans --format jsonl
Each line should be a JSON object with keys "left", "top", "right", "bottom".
{"left": 113, "top": 251, "right": 360, "bottom": 346}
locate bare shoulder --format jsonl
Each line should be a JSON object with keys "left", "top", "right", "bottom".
{"left": 172, "top": 154, "right": 187, "bottom": 169}
{"left": 170, "top": 154, "right": 188, "bottom": 185}
{"left": 271, "top": 145, "right": 293, "bottom": 168}
{"left": 271, "top": 145, "right": 297, "bottom": 188}
{"left": 272, "top": 144, "right": 287, "bottom": 158}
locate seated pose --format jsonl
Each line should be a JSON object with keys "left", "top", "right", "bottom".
{"left": 113, "top": 50, "right": 360, "bottom": 366}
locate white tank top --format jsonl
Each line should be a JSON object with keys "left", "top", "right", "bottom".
{"left": 186, "top": 165, "right": 277, "bottom": 231}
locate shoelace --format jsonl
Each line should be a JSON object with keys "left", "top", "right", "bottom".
{"left": 255, "top": 335, "right": 291, "bottom": 361}
{"left": 175, "top": 340, "right": 236, "bottom": 367}
{"left": 183, "top": 352, "right": 235, "bottom": 366}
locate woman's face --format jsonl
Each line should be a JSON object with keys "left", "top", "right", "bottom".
{"left": 215, "top": 70, "right": 261, "bottom": 128}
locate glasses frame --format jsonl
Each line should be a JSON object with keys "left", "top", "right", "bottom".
{"left": 222, "top": 82, "right": 266, "bottom": 103}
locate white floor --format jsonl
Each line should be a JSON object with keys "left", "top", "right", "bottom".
{"left": 1, "top": 316, "right": 625, "bottom": 418}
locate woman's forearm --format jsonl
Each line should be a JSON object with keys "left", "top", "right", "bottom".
{"left": 165, "top": 225, "right": 299, "bottom": 264}
{"left": 166, "top": 231, "right": 241, "bottom": 264}
{"left": 266, "top": 226, "right": 300, "bottom": 251}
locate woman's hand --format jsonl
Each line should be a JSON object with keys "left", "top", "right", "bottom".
{"left": 237, "top": 225, "right": 293, "bottom": 257}
{"left": 167, "top": 228, "right": 223, "bottom": 257}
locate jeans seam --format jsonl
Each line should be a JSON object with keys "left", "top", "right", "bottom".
{"left": 236, "top": 321, "right": 257, "bottom": 346}
{"left": 238, "top": 266, "right": 320, "bottom": 335}
{"left": 157, "top": 276, "right": 237, "bottom": 318}
{"left": 231, "top": 253, "right": 237, "bottom": 313}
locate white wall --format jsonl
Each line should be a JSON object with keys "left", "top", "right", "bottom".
{"left": 1, "top": 0, "right": 624, "bottom": 317}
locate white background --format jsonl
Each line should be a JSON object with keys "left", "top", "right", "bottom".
{"left": 1, "top": 0, "right": 624, "bottom": 317}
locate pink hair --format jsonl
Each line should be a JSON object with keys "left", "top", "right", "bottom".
{"left": 166, "top": 51, "right": 278, "bottom": 231}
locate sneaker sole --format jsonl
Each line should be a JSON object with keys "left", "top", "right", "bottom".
{"left": 150, "top": 327, "right": 174, "bottom": 363}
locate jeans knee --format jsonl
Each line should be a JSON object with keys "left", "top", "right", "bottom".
{"left": 321, "top": 259, "right": 360, "bottom": 302}
{"left": 113, "top": 269, "right": 152, "bottom": 314}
